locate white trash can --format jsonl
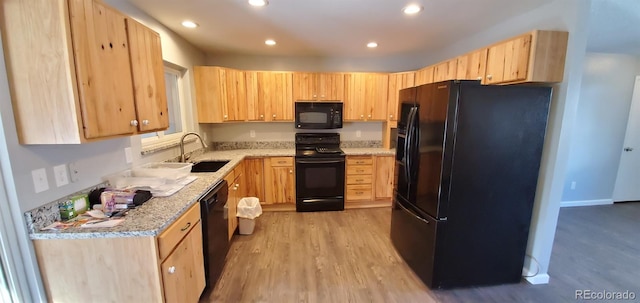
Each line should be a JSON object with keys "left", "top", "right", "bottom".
{"left": 236, "top": 197, "right": 262, "bottom": 235}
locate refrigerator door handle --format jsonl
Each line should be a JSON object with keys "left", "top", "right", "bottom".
{"left": 409, "top": 107, "right": 420, "bottom": 181}
{"left": 396, "top": 200, "right": 430, "bottom": 225}
{"left": 404, "top": 107, "right": 416, "bottom": 182}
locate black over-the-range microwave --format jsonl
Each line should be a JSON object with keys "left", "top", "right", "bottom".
{"left": 295, "top": 101, "right": 343, "bottom": 129}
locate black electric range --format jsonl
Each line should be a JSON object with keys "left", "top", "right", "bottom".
{"left": 294, "top": 133, "right": 345, "bottom": 212}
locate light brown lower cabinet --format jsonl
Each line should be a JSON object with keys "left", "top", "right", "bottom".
{"left": 33, "top": 203, "right": 205, "bottom": 303}
{"left": 224, "top": 161, "right": 246, "bottom": 239}
{"left": 345, "top": 155, "right": 395, "bottom": 207}
{"left": 264, "top": 157, "right": 295, "bottom": 204}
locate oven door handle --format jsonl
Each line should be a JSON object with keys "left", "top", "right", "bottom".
{"left": 296, "top": 159, "right": 345, "bottom": 164}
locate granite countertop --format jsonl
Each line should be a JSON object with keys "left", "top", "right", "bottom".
{"left": 30, "top": 147, "right": 393, "bottom": 240}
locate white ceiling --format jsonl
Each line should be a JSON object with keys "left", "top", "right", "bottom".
{"left": 126, "top": 0, "right": 640, "bottom": 58}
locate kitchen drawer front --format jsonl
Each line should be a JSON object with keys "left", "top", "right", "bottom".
{"left": 346, "top": 174, "right": 372, "bottom": 185}
{"left": 346, "top": 184, "right": 373, "bottom": 201}
{"left": 158, "top": 203, "right": 201, "bottom": 260}
{"left": 347, "top": 165, "right": 373, "bottom": 175}
{"left": 269, "top": 157, "right": 293, "bottom": 167}
{"left": 347, "top": 156, "right": 373, "bottom": 166}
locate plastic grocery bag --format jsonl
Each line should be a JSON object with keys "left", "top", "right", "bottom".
{"left": 236, "top": 197, "right": 263, "bottom": 219}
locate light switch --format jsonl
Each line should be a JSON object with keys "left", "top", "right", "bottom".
{"left": 53, "top": 164, "right": 69, "bottom": 187}
{"left": 31, "top": 168, "right": 49, "bottom": 193}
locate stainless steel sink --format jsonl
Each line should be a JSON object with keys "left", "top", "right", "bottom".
{"left": 190, "top": 160, "right": 230, "bottom": 173}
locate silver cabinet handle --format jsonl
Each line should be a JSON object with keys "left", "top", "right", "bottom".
{"left": 368, "top": 114, "right": 371, "bottom": 118}
{"left": 389, "top": 114, "right": 393, "bottom": 119}
{"left": 476, "top": 76, "right": 483, "bottom": 80}
{"left": 224, "top": 115, "right": 228, "bottom": 120}
{"left": 360, "top": 114, "right": 364, "bottom": 118}
{"left": 142, "top": 119, "right": 149, "bottom": 125}
{"left": 313, "top": 94, "right": 317, "bottom": 98}
{"left": 259, "top": 114, "right": 264, "bottom": 118}
{"left": 272, "top": 114, "right": 277, "bottom": 118}
{"left": 168, "top": 266, "right": 176, "bottom": 274}
{"left": 130, "top": 120, "right": 138, "bottom": 126}
{"left": 289, "top": 170, "right": 293, "bottom": 174}
{"left": 486, "top": 74, "right": 493, "bottom": 80}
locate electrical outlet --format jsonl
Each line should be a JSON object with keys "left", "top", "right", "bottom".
{"left": 356, "top": 130, "right": 362, "bottom": 138}
{"left": 124, "top": 147, "right": 133, "bottom": 164}
{"left": 53, "top": 164, "right": 69, "bottom": 187}
{"left": 249, "top": 130, "right": 256, "bottom": 138}
{"left": 570, "top": 181, "right": 576, "bottom": 190}
{"left": 31, "top": 168, "right": 49, "bottom": 193}
{"left": 69, "top": 162, "right": 80, "bottom": 183}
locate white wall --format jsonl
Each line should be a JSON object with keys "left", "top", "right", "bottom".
{"left": 204, "top": 122, "right": 383, "bottom": 142}
{"left": 562, "top": 53, "right": 640, "bottom": 204}
{"left": 0, "top": 1, "right": 205, "bottom": 300}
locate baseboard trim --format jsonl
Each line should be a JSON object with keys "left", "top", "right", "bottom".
{"left": 560, "top": 199, "right": 613, "bottom": 207}
{"left": 524, "top": 273, "right": 550, "bottom": 285}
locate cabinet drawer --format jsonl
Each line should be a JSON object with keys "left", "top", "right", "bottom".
{"left": 346, "top": 185, "right": 373, "bottom": 201}
{"left": 347, "top": 157, "right": 373, "bottom": 165}
{"left": 347, "top": 165, "right": 373, "bottom": 175}
{"left": 158, "top": 204, "right": 201, "bottom": 260}
{"left": 270, "top": 157, "right": 293, "bottom": 167}
{"left": 346, "top": 175, "right": 372, "bottom": 185}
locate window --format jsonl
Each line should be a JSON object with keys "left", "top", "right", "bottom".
{"left": 141, "top": 65, "right": 188, "bottom": 148}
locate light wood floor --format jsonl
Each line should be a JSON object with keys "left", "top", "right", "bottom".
{"left": 202, "top": 202, "right": 640, "bottom": 303}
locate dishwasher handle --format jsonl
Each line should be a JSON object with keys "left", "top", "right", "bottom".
{"left": 201, "top": 180, "right": 228, "bottom": 207}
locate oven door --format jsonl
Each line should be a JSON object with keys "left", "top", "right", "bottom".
{"left": 295, "top": 157, "right": 345, "bottom": 200}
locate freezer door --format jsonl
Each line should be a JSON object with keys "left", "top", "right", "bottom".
{"left": 390, "top": 196, "right": 441, "bottom": 288}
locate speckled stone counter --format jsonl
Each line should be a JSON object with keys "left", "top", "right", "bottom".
{"left": 29, "top": 147, "right": 393, "bottom": 240}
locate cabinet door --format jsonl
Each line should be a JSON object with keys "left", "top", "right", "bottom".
{"left": 125, "top": 18, "right": 169, "bottom": 132}
{"left": 374, "top": 156, "right": 394, "bottom": 200}
{"left": 292, "top": 72, "right": 316, "bottom": 100}
{"left": 486, "top": 34, "right": 531, "bottom": 84}
{"left": 344, "top": 73, "right": 367, "bottom": 120}
{"left": 244, "top": 158, "right": 266, "bottom": 203}
{"left": 502, "top": 34, "right": 532, "bottom": 83}
{"left": 194, "top": 66, "right": 225, "bottom": 123}
{"left": 258, "top": 72, "right": 293, "bottom": 121}
{"left": 161, "top": 221, "right": 205, "bottom": 303}
{"left": 224, "top": 68, "right": 247, "bottom": 121}
{"left": 387, "top": 72, "right": 415, "bottom": 121}
{"left": 366, "top": 73, "right": 389, "bottom": 121}
{"left": 227, "top": 181, "right": 238, "bottom": 240}
{"left": 264, "top": 158, "right": 295, "bottom": 204}
{"left": 317, "top": 73, "right": 345, "bottom": 100}
{"left": 345, "top": 73, "right": 388, "bottom": 121}
{"left": 415, "top": 66, "right": 434, "bottom": 85}
{"left": 456, "top": 49, "right": 488, "bottom": 83}
{"left": 245, "top": 71, "right": 265, "bottom": 121}
{"left": 69, "top": 0, "right": 136, "bottom": 139}
{"left": 433, "top": 59, "right": 458, "bottom": 82}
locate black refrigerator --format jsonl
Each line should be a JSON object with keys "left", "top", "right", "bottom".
{"left": 390, "top": 80, "right": 551, "bottom": 289}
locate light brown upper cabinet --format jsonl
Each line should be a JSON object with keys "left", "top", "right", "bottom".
{"left": 415, "top": 66, "right": 434, "bottom": 86}
{"left": 387, "top": 72, "right": 415, "bottom": 121}
{"left": 344, "top": 73, "right": 389, "bottom": 121}
{"left": 195, "top": 66, "right": 247, "bottom": 123}
{"left": 256, "top": 72, "right": 294, "bottom": 121}
{"left": 292, "top": 72, "right": 344, "bottom": 101}
{"left": 433, "top": 59, "right": 458, "bottom": 82}
{"left": 456, "top": 49, "right": 488, "bottom": 83}
{"left": 1, "top": 0, "right": 167, "bottom": 144}
{"left": 126, "top": 18, "right": 169, "bottom": 132}
{"left": 485, "top": 30, "right": 568, "bottom": 84}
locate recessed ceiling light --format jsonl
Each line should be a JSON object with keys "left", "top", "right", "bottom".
{"left": 181, "top": 20, "right": 198, "bottom": 28}
{"left": 403, "top": 4, "right": 423, "bottom": 15}
{"left": 249, "top": 0, "right": 269, "bottom": 7}
{"left": 265, "top": 39, "right": 276, "bottom": 46}
{"left": 367, "top": 42, "right": 378, "bottom": 48}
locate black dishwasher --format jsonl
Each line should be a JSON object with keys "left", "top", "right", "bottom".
{"left": 200, "top": 180, "right": 229, "bottom": 291}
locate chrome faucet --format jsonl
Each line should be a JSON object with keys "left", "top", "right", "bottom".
{"left": 180, "top": 132, "right": 208, "bottom": 162}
